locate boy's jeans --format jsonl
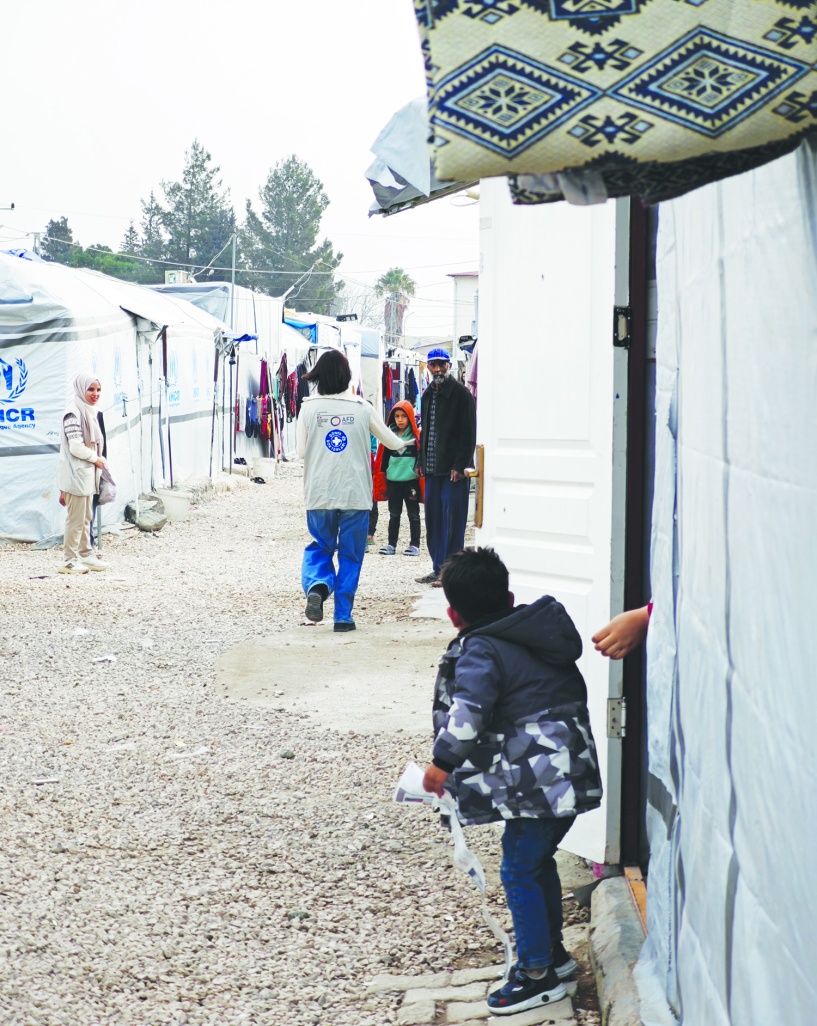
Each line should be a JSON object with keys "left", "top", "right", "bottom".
{"left": 500, "top": 817, "right": 576, "bottom": 970}
{"left": 302, "top": 509, "right": 368, "bottom": 623}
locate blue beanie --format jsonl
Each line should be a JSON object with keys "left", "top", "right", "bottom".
{"left": 426, "top": 347, "right": 451, "bottom": 362}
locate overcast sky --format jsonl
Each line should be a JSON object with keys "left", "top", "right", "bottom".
{"left": 1, "top": 0, "right": 479, "bottom": 337}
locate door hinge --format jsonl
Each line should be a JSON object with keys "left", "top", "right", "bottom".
{"left": 607, "top": 697, "right": 627, "bottom": 738}
{"left": 613, "top": 305, "right": 632, "bottom": 349}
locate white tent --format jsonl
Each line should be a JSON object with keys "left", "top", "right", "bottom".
{"left": 638, "top": 141, "right": 817, "bottom": 1025}
{"left": 153, "top": 281, "right": 283, "bottom": 358}
{"left": 0, "top": 254, "right": 228, "bottom": 542}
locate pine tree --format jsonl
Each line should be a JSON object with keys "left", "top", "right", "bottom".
{"left": 139, "top": 191, "right": 166, "bottom": 263}
{"left": 161, "top": 140, "right": 234, "bottom": 277}
{"left": 240, "top": 155, "right": 342, "bottom": 312}
{"left": 121, "top": 221, "right": 140, "bottom": 255}
{"left": 40, "top": 216, "right": 75, "bottom": 263}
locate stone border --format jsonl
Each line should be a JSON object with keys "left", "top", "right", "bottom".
{"left": 588, "top": 877, "right": 646, "bottom": 1026}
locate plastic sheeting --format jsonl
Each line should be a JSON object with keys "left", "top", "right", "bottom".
{"left": 639, "top": 140, "right": 817, "bottom": 1024}
{"left": 365, "top": 97, "right": 473, "bottom": 217}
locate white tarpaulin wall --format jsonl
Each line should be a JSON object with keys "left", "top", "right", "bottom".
{"left": 0, "top": 256, "right": 227, "bottom": 542}
{"left": 153, "top": 282, "right": 283, "bottom": 358}
{"left": 638, "top": 141, "right": 817, "bottom": 1025}
{"left": 358, "top": 326, "right": 384, "bottom": 410}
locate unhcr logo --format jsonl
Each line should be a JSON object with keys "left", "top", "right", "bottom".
{"left": 0, "top": 356, "right": 35, "bottom": 428}
{"left": 0, "top": 357, "right": 28, "bottom": 402}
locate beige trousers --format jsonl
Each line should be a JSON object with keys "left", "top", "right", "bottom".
{"left": 63, "top": 493, "right": 93, "bottom": 562}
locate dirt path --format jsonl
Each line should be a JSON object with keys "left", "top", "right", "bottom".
{"left": 0, "top": 464, "right": 598, "bottom": 1026}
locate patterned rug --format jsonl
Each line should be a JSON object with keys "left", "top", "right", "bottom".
{"left": 413, "top": 0, "right": 817, "bottom": 203}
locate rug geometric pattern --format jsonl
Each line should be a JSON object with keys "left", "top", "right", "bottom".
{"left": 412, "top": 0, "right": 817, "bottom": 202}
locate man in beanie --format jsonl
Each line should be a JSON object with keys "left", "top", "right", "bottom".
{"left": 416, "top": 348, "right": 476, "bottom": 585}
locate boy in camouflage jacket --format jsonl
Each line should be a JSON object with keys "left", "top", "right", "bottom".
{"left": 423, "top": 547, "right": 602, "bottom": 1016}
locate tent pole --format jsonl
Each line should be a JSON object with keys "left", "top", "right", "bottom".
{"left": 149, "top": 343, "right": 156, "bottom": 492}
{"left": 124, "top": 393, "right": 139, "bottom": 520}
{"left": 209, "top": 336, "right": 220, "bottom": 479}
{"left": 162, "top": 328, "right": 174, "bottom": 488}
{"left": 221, "top": 355, "right": 226, "bottom": 473}
{"left": 229, "top": 348, "right": 235, "bottom": 474}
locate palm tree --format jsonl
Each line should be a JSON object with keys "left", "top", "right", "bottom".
{"left": 375, "top": 267, "right": 416, "bottom": 346}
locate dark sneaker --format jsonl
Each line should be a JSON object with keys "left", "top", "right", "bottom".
{"left": 487, "top": 965, "right": 566, "bottom": 1016}
{"left": 415, "top": 571, "right": 439, "bottom": 584}
{"left": 334, "top": 621, "right": 356, "bottom": 633}
{"left": 305, "top": 589, "right": 324, "bottom": 623}
{"left": 552, "top": 941, "right": 578, "bottom": 979}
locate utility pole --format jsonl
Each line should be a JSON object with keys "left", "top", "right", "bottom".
{"left": 230, "top": 231, "right": 236, "bottom": 330}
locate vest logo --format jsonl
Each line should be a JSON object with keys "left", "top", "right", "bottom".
{"left": 325, "top": 429, "right": 348, "bottom": 453}
{"left": 0, "top": 357, "right": 27, "bottom": 402}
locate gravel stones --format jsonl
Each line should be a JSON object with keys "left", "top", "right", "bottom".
{"left": 0, "top": 464, "right": 511, "bottom": 1026}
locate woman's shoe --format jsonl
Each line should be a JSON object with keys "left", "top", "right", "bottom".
{"left": 59, "top": 561, "right": 89, "bottom": 575}
{"left": 378, "top": 544, "right": 396, "bottom": 555}
{"left": 403, "top": 545, "right": 420, "bottom": 556}
{"left": 81, "top": 552, "right": 109, "bottom": 571}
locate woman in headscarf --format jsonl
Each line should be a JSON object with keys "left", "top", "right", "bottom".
{"left": 56, "top": 373, "right": 108, "bottom": 574}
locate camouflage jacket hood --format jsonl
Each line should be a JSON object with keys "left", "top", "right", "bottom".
{"left": 431, "top": 596, "right": 602, "bottom": 826}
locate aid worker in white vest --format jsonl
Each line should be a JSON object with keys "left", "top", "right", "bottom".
{"left": 297, "top": 349, "right": 406, "bottom": 632}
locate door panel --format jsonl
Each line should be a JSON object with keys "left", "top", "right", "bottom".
{"left": 476, "top": 179, "right": 625, "bottom": 863}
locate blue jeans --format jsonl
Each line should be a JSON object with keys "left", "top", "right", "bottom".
{"left": 424, "top": 475, "right": 470, "bottom": 574}
{"left": 500, "top": 817, "right": 575, "bottom": 971}
{"left": 302, "top": 509, "right": 369, "bottom": 624}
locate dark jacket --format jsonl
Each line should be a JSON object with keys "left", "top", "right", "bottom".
{"left": 420, "top": 375, "right": 476, "bottom": 476}
{"left": 431, "top": 596, "right": 603, "bottom": 826}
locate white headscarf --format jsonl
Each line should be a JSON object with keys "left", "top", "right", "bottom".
{"left": 66, "top": 373, "right": 104, "bottom": 450}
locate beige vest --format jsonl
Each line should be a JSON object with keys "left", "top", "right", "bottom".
{"left": 55, "top": 412, "right": 99, "bottom": 496}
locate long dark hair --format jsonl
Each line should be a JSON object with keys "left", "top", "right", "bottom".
{"left": 303, "top": 349, "right": 352, "bottom": 395}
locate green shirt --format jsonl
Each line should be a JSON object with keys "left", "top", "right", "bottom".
{"left": 386, "top": 428, "right": 418, "bottom": 482}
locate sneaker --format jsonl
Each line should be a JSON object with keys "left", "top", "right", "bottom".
{"left": 81, "top": 552, "right": 109, "bottom": 571}
{"left": 403, "top": 545, "right": 420, "bottom": 556}
{"left": 305, "top": 589, "right": 325, "bottom": 623}
{"left": 552, "top": 941, "right": 578, "bottom": 979}
{"left": 379, "top": 544, "right": 396, "bottom": 555}
{"left": 334, "top": 621, "right": 356, "bottom": 633}
{"left": 487, "top": 965, "right": 566, "bottom": 1016}
{"left": 58, "top": 561, "right": 89, "bottom": 575}
{"left": 415, "top": 571, "right": 439, "bottom": 584}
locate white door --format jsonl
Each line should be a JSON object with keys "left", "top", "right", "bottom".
{"left": 475, "top": 179, "right": 628, "bottom": 864}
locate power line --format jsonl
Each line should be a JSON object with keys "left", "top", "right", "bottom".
{"left": 27, "top": 230, "right": 477, "bottom": 279}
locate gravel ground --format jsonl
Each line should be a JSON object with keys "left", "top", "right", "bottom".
{"left": 0, "top": 464, "right": 598, "bottom": 1026}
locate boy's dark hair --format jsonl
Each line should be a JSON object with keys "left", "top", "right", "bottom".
{"left": 440, "top": 547, "right": 510, "bottom": 624}
{"left": 303, "top": 349, "right": 352, "bottom": 395}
